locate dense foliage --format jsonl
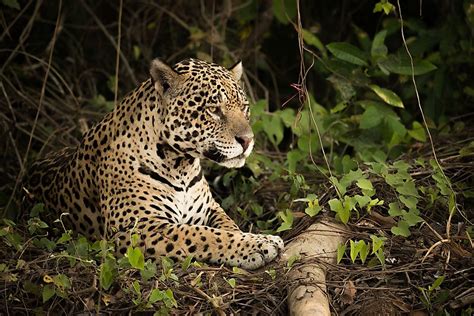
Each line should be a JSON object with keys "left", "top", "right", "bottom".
{"left": 0, "top": 0, "right": 473, "bottom": 314}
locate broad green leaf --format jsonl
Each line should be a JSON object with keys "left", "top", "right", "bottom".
{"left": 403, "top": 209, "right": 423, "bottom": 226}
{"left": 396, "top": 181, "right": 419, "bottom": 197}
{"left": 53, "top": 274, "right": 71, "bottom": 289}
{"left": 279, "top": 108, "right": 296, "bottom": 128}
{"left": 2, "top": 0, "right": 20, "bottom": 9}
{"left": 359, "top": 241, "right": 369, "bottom": 263}
{"left": 99, "top": 258, "right": 115, "bottom": 290}
{"left": 302, "top": 28, "right": 327, "bottom": 57}
{"left": 408, "top": 121, "right": 427, "bottom": 142}
{"left": 354, "top": 194, "right": 371, "bottom": 208}
{"left": 42, "top": 284, "right": 55, "bottom": 303}
{"left": 277, "top": 209, "right": 294, "bottom": 232}
{"left": 305, "top": 198, "right": 322, "bottom": 217}
{"left": 149, "top": 289, "right": 165, "bottom": 304}
{"left": 163, "top": 289, "right": 178, "bottom": 308}
{"left": 369, "top": 84, "right": 404, "bottom": 108}
{"left": 263, "top": 115, "right": 284, "bottom": 146}
{"left": 327, "top": 42, "right": 368, "bottom": 66}
{"left": 370, "top": 235, "right": 385, "bottom": 254}
{"left": 391, "top": 220, "right": 411, "bottom": 237}
{"left": 337, "top": 244, "right": 346, "bottom": 263}
{"left": 141, "top": 260, "right": 157, "bottom": 282}
{"left": 374, "top": 248, "right": 385, "bottom": 266}
{"left": 181, "top": 256, "right": 193, "bottom": 271}
{"left": 127, "top": 247, "right": 145, "bottom": 270}
{"left": 400, "top": 195, "right": 418, "bottom": 210}
{"left": 272, "top": 0, "right": 296, "bottom": 24}
{"left": 287, "top": 254, "right": 300, "bottom": 267}
{"left": 388, "top": 202, "right": 404, "bottom": 217}
{"left": 340, "top": 169, "right": 364, "bottom": 193}
{"left": 30, "top": 203, "right": 45, "bottom": 217}
{"left": 360, "top": 105, "right": 383, "bottom": 129}
{"left": 373, "top": 1, "right": 395, "bottom": 15}
{"left": 329, "top": 198, "right": 351, "bottom": 224}
{"left": 378, "top": 55, "right": 437, "bottom": 75}
{"left": 349, "top": 240, "right": 358, "bottom": 262}
{"left": 386, "top": 116, "right": 407, "bottom": 137}
{"left": 226, "top": 278, "right": 236, "bottom": 288}
{"left": 287, "top": 150, "right": 306, "bottom": 174}
{"left": 329, "top": 198, "right": 343, "bottom": 213}
{"left": 331, "top": 102, "right": 348, "bottom": 114}
{"left": 371, "top": 30, "right": 388, "bottom": 59}
{"left": 356, "top": 178, "right": 373, "bottom": 191}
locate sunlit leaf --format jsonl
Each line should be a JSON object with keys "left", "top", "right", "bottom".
{"left": 369, "top": 84, "right": 404, "bottom": 108}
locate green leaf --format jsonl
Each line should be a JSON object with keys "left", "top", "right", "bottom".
{"left": 329, "top": 198, "right": 351, "bottom": 224}
{"left": 369, "top": 84, "right": 404, "bottom": 108}
{"left": 403, "top": 209, "right": 423, "bottom": 226}
{"left": 326, "top": 42, "right": 368, "bottom": 66}
{"left": 132, "top": 280, "right": 141, "bottom": 295}
{"left": 360, "top": 105, "right": 383, "bottom": 129}
{"left": 302, "top": 28, "right": 327, "bottom": 57}
{"left": 287, "top": 150, "right": 306, "bottom": 174}
{"left": 42, "top": 284, "right": 55, "bottom": 303}
{"left": 163, "top": 289, "right": 178, "bottom": 308}
{"left": 396, "top": 181, "right": 419, "bottom": 197}
{"left": 53, "top": 274, "right": 71, "bottom": 289}
{"left": 359, "top": 241, "right": 369, "bottom": 263}
{"left": 391, "top": 220, "right": 411, "bottom": 237}
{"left": 127, "top": 247, "right": 145, "bottom": 270}
{"left": 378, "top": 55, "right": 437, "bottom": 75}
{"left": 374, "top": 248, "right": 385, "bottom": 266}
{"left": 386, "top": 115, "right": 407, "bottom": 137}
{"left": 287, "top": 254, "right": 300, "bottom": 267}
{"left": 354, "top": 194, "right": 371, "bottom": 208}
{"left": 263, "top": 115, "right": 284, "bottom": 146}
{"left": 141, "top": 260, "right": 157, "bottom": 282}
{"left": 400, "top": 195, "right": 418, "bottom": 210}
{"left": 305, "top": 198, "right": 321, "bottom": 217}
{"left": 277, "top": 209, "right": 294, "bottom": 232}
{"left": 430, "top": 276, "right": 445, "bottom": 291}
{"left": 30, "top": 203, "right": 45, "bottom": 217}
{"left": 181, "top": 255, "right": 193, "bottom": 271}
{"left": 149, "top": 289, "right": 165, "bottom": 304}
{"left": 226, "top": 278, "right": 236, "bottom": 288}
{"left": 272, "top": 0, "right": 296, "bottom": 24}
{"left": 370, "top": 235, "right": 385, "bottom": 254}
{"left": 57, "top": 232, "right": 72, "bottom": 244}
{"left": 279, "top": 108, "right": 296, "bottom": 128}
{"left": 373, "top": 1, "right": 395, "bottom": 15}
{"left": 1, "top": 0, "right": 20, "bottom": 10}
{"left": 388, "top": 202, "right": 404, "bottom": 216}
{"left": 408, "top": 121, "right": 427, "bottom": 142}
{"left": 371, "top": 30, "right": 388, "bottom": 59}
{"left": 337, "top": 244, "right": 346, "bottom": 263}
{"left": 349, "top": 240, "right": 359, "bottom": 262}
{"left": 356, "top": 178, "right": 373, "bottom": 191}
{"left": 100, "top": 258, "right": 116, "bottom": 290}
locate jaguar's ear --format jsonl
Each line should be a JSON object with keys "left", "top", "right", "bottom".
{"left": 228, "top": 60, "right": 243, "bottom": 81}
{"left": 150, "top": 59, "right": 180, "bottom": 95}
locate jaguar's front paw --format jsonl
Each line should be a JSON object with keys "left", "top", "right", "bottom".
{"left": 238, "top": 234, "right": 284, "bottom": 270}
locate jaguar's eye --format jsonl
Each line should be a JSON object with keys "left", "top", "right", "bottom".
{"left": 206, "top": 106, "right": 224, "bottom": 119}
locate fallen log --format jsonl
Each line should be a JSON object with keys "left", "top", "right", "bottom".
{"left": 281, "top": 219, "right": 347, "bottom": 316}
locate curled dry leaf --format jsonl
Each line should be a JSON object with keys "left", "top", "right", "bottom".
{"left": 340, "top": 280, "right": 356, "bottom": 305}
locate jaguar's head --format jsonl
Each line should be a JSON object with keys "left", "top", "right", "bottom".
{"left": 150, "top": 58, "right": 253, "bottom": 168}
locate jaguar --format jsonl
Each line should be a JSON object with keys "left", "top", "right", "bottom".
{"left": 25, "top": 58, "right": 284, "bottom": 270}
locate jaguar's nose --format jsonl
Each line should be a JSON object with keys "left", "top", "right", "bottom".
{"left": 235, "top": 135, "right": 253, "bottom": 152}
